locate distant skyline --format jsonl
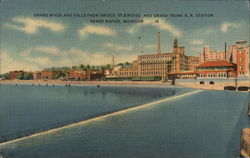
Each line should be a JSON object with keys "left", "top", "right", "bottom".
{"left": 0, "top": 0, "right": 249, "bottom": 73}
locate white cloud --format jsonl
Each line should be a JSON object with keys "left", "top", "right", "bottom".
{"left": 221, "top": 22, "right": 240, "bottom": 32}
{"left": 20, "top": 47, "right": 60, "bottom": 57}
{"left": 35, "top": 47, "right": 60, "bottom": 55}
{"left": 25, "top": 56, "right": 52, "bottom": 66}
{"left": 78, "top": 25, "right": 116, "bottom": 39}
{"left": 0, "top": 52, "right": 40, "bottom": 73}
{"left": 104, "top": 43, "right": 133, "bottom": 51}
{"left": 1, "top": 47, "right": 140, "bottom": 73}
{"left": 189, "top": 40, "right": 204, "bottom": 45}
{"left": 125, "top": 25, "right": 139, "bottom": 34}
{"left": 20, "top": 49, "right": 32, "bottom": 57}
{"left": 4, "top": 17, "right": 64, "bottom": 34}
{"left": 126, "top": 18, "right": 182, "bottom": 38}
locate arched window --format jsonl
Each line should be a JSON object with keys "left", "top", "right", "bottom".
{"left": 209, "top": 81, "right": 214, "bottom": 85}
{"left": 200, "top": 81, "right": 204, "bottom": 85}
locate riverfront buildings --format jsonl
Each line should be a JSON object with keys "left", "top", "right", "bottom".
{"left": 196, "top": 60, "right": 237, "bottom": 79}
{"left": 9, "top": 70, "right": 24, "bottom": 80}
{"left": 199, "top": 41, "right": 249, "bottom": 77}
{"left": 116, "top": 33, "right": 200, "bottom": 80}
{"left": 41, "top": 71, "right": 61, "bottom": 80}
{"left": 4, "top": 33, "right": 249, "bottom": 81}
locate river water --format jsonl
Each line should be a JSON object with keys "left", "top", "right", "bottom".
{"left": 0, "top": 84, "right": 249, "bottom": 158}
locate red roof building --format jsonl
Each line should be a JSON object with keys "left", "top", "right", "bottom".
{"left": 197, "top": 60, "right": 234, "bottom": 67}
{"left": 196, "top": 60, "right": 237, "bottom": 78}
{"left": 41, "top": 71, "right": 61, "bottom": 80}
{"left": 9, "top": 70, "right": 24, "bottom": 80}
{"left": 67, "top": 70, "right": 86, "bottom": 80}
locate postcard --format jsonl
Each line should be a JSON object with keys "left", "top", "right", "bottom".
{"left": 0, "top": 0, "right": 249, "bottom": 158}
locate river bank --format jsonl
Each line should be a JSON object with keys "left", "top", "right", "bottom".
{"left": 0, "top": 80, "right": 178, "bottom": 89}
{"left": 0, "top": 79, "right": 249, "bottom": 91}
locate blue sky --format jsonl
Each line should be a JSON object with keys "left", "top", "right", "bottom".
{"left": 0, "top": 0, "right": 249, "bottom": 73}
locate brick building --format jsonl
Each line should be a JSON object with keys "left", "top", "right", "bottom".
{"left": 233, "top": 41, "right": 249, "bottom": 76}
{"left": 199, "top": 41, "right": 249, "bottom": 77}
{"left": 66, "top": 69, "right": 103, "bottom": 80}
{"left": 196, "top": 60, "right": 237, "bottom": 79}
{"left": 116, "top": 34, "right": 200, "bottom": 80}
{"left": 41, "top": 71, "right": 61, "bottom": 80}
{"left": 188, "top": 56, "right": 200, "bottom": 71}
{"left": 33, "top": 71, "right": 42, "bottom": 80}
{"left": 67, "top": 70, "right": 86, "bottom": 80}
{"left": 9, "top": 70, "right": 24, "bottom": 80}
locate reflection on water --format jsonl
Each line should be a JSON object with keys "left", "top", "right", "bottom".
{"left": 0, "top": 84, "right": 185, "bottom": 144}
{"left": 0, "top": 85, "right": 248, "bottom": 158}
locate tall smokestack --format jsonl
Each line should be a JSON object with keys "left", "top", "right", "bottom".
{"left": 225, "top": 42, "right": 227, "bottom": 59}
{"left": 157, "top": 32, "right": 161, "bottom": 54}
{"left": 112, "top": 55, "right": 115, "bottom": 68}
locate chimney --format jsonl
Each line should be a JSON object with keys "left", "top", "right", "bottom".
{"left": 157, "top": 32, "right": 161, "bottom": 54}
{"left": 112, "top": 55, "right": 115, "bottom": 68}
{"left": 225, "top": 42, "right": 227, "bottom": 59}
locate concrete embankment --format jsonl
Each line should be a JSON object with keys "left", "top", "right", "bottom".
{"left": 241, "top": 128, "right": 250, "bottom": 157}
{"left": 0, "top": 80, "right": 170, "bottom": 86}
{"left": 175, "top": 78, "right": 250, "bottom": 91}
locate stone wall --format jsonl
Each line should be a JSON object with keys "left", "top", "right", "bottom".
{"left": 241, "top": 128, "right": 250, "bottom": 157}
{"left": 175, "top": 78, "right": 250, "bottom": 90}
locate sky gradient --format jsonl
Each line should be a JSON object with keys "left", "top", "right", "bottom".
{"left": 0, "top": 0, "right": 249, "bottom": 73}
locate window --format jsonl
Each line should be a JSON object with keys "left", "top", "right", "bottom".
{"left": 200, "top": 81, "right": 205, "bottom": 85}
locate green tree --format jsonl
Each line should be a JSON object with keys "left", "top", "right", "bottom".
{"left": 117, "top": 63, "right": 123, "bottom": 66}
{"left": 79, "top": 64, "right": 85, "bottom": 70}
{"left": 125, "top": 62, "right": 130, "bottom": 65}
{"left": 71, "top": 65, "right": 78, "bottom": 70}
{"left": 86, "top": 65, "right": 90, "bottom": 69}
{"left": 23, "top": 72, "right": 33, "bottom": 80}
{"left": 1, "top": 73, "right": 9, "bottom": 79}
{"left": 56, "top": 72, "right": 66, "bottom": 79}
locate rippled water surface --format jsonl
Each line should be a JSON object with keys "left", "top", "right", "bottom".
{"left": 0, "top": 84, "right": 249, "bottom": 158}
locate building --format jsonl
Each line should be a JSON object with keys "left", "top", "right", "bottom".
{"left": 188, "top": 56, "right": 200, "bottom": 71}
{"left": 233, "top": 41, "right": 249, "bottom": 77}
{"left": 9, "top": 70, "right": 24, "bottom": 80}
{"left": 199, "top": 42, "right": 230, "bottom": 63}
{"left": 33, "top": 71, "right": 42, "bottom": 80}
{"left": 168, "top": 71, "right": 198, "bottom": 79}
{"left": 67, "top": 70, "right": 86, "bottom": 80}
{"left": 117, "top": 64, "right": 138, "bottom": 77}
{"left": 115, "top": 33, "right": 200, "bottom": 80}
{"left": 200, "top": 47, "right": 228, "bottom": 63}
{"left": 41, "top": 71, "right": 61, "bottom": 80}
{"left": 199, "top": 41, "right": 249, "bottom": 77}
{"left": 196, "top": 60, "right": 237, "bottom": 79}
{"left": 66, "top": 69, "right": 103, "bottom": 80}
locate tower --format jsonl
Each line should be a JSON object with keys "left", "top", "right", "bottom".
{"left": 173, "top": 38, "right": 178, "bottom": 53}
{"left": 157, "top": 32, "right": 161, "bottom": 54}
{"left": 112, "top": 55, "right": 115, "bottom": 68}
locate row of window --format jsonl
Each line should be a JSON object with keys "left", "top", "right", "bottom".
{"left": 140, "top": 60, "right": 172, "bottom": 63}
{"left": 141, "top": 68, "right": 168, "bottom": 71}
{"left": 141, "top": 64, "right": 167, "bottom": 67}
{"left": 198, "top": 73, "right": 232, "bottom": 78}
{"left": 139, "top": 55, "right": 175, "bottom": 59}
{"left": 119, "top": 72, "right": 138, "bottom": 76}
{"left": 141, "top": 72, "right": 165, "bottom": 75}
{"left": 197, "top": 67, "right": 230, "bottom": 71}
